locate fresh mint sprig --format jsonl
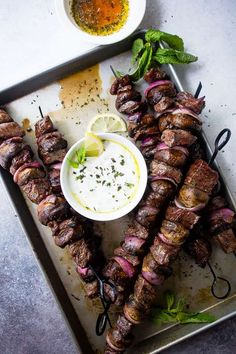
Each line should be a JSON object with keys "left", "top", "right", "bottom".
{"left": 150, "top": 290, "right": 216, "bottom": 326}
{"left": 127, "top": 28, "right": 198, "bottom": 81}
{"left": 68, "top": 146, "right": 86, "bottom": 169}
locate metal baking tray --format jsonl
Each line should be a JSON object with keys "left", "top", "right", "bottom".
{"left": 0, "top": 30, "right": 235, "bottom": 354}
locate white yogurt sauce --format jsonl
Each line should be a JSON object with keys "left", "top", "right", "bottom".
{"left": 67, "top": 138, "right": 140, "bottom": 214}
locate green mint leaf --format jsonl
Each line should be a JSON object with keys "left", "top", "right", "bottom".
{"left": 67, "top": 159, "right": 79, "bottom": 169}
{"left": 76, "top": 146, "right": 86, "bottom": 164}
{"left": 150, "top": 309, "right": 177, "bottom": 326}
{"left": 154, "top": 48, "right": 198, "bottom": 64}
{"left": 145, "top": 29, "right": 184, "bottom": 51}
{"left": 115, "top": 69, "right": 124, "bottom": 78}
{"left": 131, "top": 38, "right": 144, "bottom": 63}
{"left": 177, "top": 312, "right": 216, "bottom": 324}
{"left": 130, "top": 43, "right": 153, "bottom": 81}
{"left": 175, "top": 297, "right": 186, "bottom": 313}
{"left": 165, "top": 290, "right": 175, "bottom": 311}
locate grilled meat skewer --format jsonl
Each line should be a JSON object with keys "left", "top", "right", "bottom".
{"left": 105, "top": 159, "right": 219, "bottom": 353}
{"left": 0, "top": 109, "right": 105, "bottom": 296}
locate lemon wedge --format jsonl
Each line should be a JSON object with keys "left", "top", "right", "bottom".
{"left": 87, "top": 113, "right": 127, "bottom": 133}
{"left": 84, "top": 132, "right": 104, "bottom": 157}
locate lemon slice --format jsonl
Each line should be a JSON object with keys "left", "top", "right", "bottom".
{"left": 84, "top": 132, "right": 104, "bottom": 157}
{"left": 87, "top": 113, "right": 127, "bottom": 133}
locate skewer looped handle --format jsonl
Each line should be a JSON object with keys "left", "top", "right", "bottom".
{"left": 207, "top": 261, "right": 231, "bottom": 299}
{"left": 208, "top": 128, "right": 231, "bottom": 167}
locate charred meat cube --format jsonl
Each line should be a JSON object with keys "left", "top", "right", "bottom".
{"left": 124, "top": 220, "right": 149, "bottom": 240}
{"left": 118, "top": 100, "right": 145, "bottom": 115}
{"left": 116, "top": 314, "right": 133, "bottom": 337}
{"left": 115, "top": 246, "right": 141, "bottom": 266}
{"left": 214, "top": 228, "right": 236, "bottom": 253}
{"left": 150, "top": 160, "right": 182, "bottom": 185}
{"left": 0, "top": 109, "right": 13, "bottom": 124}
{"left": 0, "top": 137, "right": 25, "bottom": 169}
{"left": 161, "top": 129, "right": 197, "bottom": 147}
{"left": 178, "top": 185, "right": 209, "bottom": 208}
{"left": 136, "top": 205, "right": 159, "bottom": 228}
{"left": 142, "top": 191, "right": 166, "bottom": 209}
{"left": 144, "top": 67, "right": 167, "bottom": 83}
{"left": 150, "top": 236, "right": 180, "bottom": 265}
{"left": 35, "top": 116, "right": 55, "bottom": 138}
{"left": 39, "top": 147, "right": 67, "bottom": 165}
{"left": 0, "top": 122, "right": 25, "bottom": 139}
{"left": 53, "top": 217, "right": 84, "bottom": 248}
{"left": 175, "top": 92, "right": 205, "bottom": 114}
{"left": 151, "top": 179, "right": 175, "bottom": 197}
{"left": 103, "top": 260, "right": 129, "bottom": 288}
{"left": 142, "top": 253, "right": 172, "bottom": 286}
{"left": 37, "top": 194, "right": 70, "bottom": 225}
{"left": 115, "top": 90, "right": 142, "bottom": 110}
{"left": 73, "top": 239, "right": 93, "bottom": 268}
{"left": 160, "top": 220, "right": 189, "bottom": 245}
{"left": 165, "top": 205, "right": 200, "bottom": 230}
{"left": 84, "top": 280, "right": 98, "bottom": 299}
{"left": 134, "top": 124, "right": 159, "bottom": 141}
{"left": 9, "top": 147, "right": 33, "bottom": 175}
{"left": 184, "top": 159, "right": 219, "bottom": 194}
{"left": 158, "top": 113, "right": 201, "bottom": 132}
{"left": 146, "top": 83, "right": 176, "bottom": 105}
{"left": 22, "top": 177, "right": 51, "bottom": 204}
{"left": 124, "top": 295, "right": 149, "bottom": 324}
{"left": 14, "top": 162, "right": 46, "bottom": 186}
{"left": 184, "top": 237, "right": 212, "bottom": 268}
{"left": 154, "top": 97, "right": 174, "bottom": 113}
{"left": 110, "top": 75, "right": 133, "bottom": 95}
{"left": 134, "top": 274, "right": 157, "bottom": 308}
{"left": 48, "top": 168, "right": 61, "bottom": 193}
{"left": 106, "top": 326, "right": 133, "bottom": 351}
{"left": 37, "top": 131, "right": 67, "bottom": 152}
{"left": 206, "top": 196, "right": 227, "bottom": 212}
{"left": 154, "top": 148, "right": 187, "bottom": 168}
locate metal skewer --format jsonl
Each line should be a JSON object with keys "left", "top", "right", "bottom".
{"left": 39, "top": 106, "right": 44, "bottom": 118}
{"left": 110, "top": 65, "right": 118, "bottom": 79}
{"left": 89, "top": 265, "right": 117, "bottom": 336}
{"left": 194, "top": 81, "right": 203, "bottom": 98}
{"left": 206, "top": 128, "right": 232, "bottom": 299}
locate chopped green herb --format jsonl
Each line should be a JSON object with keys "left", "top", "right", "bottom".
{"left": 96, "top": 174, "right": 100, "bottom": 179}
{"left": 117, "top": 186, "right": 122, "bottom": 191}
{"left": 111, "top": 158, "right": 116, "bottom": 163}
{"left": 106, "top": 182, "right": 111, "bottom": 187}
{"left": 76, "top": 174, "right": 85, "bottom": 181}
{"left": 120, "top": 159, "right": 125, "bottom": 166}
{"left": 68, "top": 159, "right": 79, "bottom": 169}
{"left": 125, "top": 182, "right": 135, "bottom": 188}
{"left": 89, "top": 189, "right": 94, "bottom": 192}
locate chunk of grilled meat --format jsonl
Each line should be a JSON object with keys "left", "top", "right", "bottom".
{"left": 37, "top": 195, "right": 70, "bottom": 226}
{"left": 48, "top": 167, "right": 61, "bottom": 193}
{"left": 179, "top": 185, "right": 209, "bottom": 208}
{"left": 14, "top": 163, "right": 46, "bottom": 186}
{"left": 154, "top": 147, "right": 187, "bottom": 168}
{"left": 0, "top": 137, "right": 25, "bottom": 169}
{"left": 150, "top": 160, "right": 182, "bottom": 185}
{"left": 0, "top": 122, "right": 25, "bottom": 139}
{"left": 35, "top": 115, "right": 55, "bottom": 138}
{"left": 158, "top": 113, "right": 201, "bottom": 132}
{"left": 214, "top": 229, "right": 236, "bottom": 253}
{"left": 184, "top": 159, "right": 219, "bottom": 194}
{"left": 154, "top": 97, "right": 175, "bottom": 113}
{"left": 144, "top": 67, "right": 167, "bottom": 83}
{"left": 184, "top": 237, "right": 212, "bottom": 268}
{"left": 165, "top": 205, "right": 200, "bottom": 230}
{"left": 110, "top": 75, "right": 133, "bottom": 95}
{"left": 0, "top": 109, "right": 13, "bottom": 124}
{"left": 9, "top": 147, "right": 33, "bottom": 175}
{"left": 151, "top": 179, "right": 175, "bottom": 197}
{"left": 22, "top": 177, "right": 51, "bottom": 204}
{"left": 161, "top": 129, "right": 197, "bottom": 147}
{"left": 175, "top": 92, "right": 205, "bottom": 114}
{"left": 150, "top": 236, "right": 181, "bottom": 266}
{"left": 146, "top": 83, "right": 176, "bottom": 105}
{"left": 53, "top": 217, "right": 85, "bottom": 248}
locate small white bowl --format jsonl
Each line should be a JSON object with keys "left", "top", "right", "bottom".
{"left": 61, "top": 133, "right": 147, "bottom": 221}
{"left": 55, "top": 0, "right": 146, "bottom": 45}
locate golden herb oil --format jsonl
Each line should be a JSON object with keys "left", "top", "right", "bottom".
{"left": 71, "top": 0, "right": 129, "bottom": 36}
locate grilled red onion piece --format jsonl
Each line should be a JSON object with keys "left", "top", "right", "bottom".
{"left": 209, "top": 208, "right": 235, "bottom": 224}
{"left": 150, "top": 176, "right": 177, "bottom": 187}
{"left": 144, "top": 80, "right": 174, "bottom": 96}
{"left": 175, "top": 197, "right": 206, "bottom": 212}
{"left": 124, "top": 236, "right": 145, "bottom": 250}
{"left": 128, "top": 112, "right": 142, "bottom": 123}
{"left": 141, "top": 137, "right": 160, "bottom": 148}
{"left": 13, "top": 161, "right": 41, "bottom": 183}
{"left": 113, "top": 256, "right": 136, "bottom": 278}
{"left": 142, "top": 270, "right": 164, "bottom": 286}
{"left": 171, "top": 108, "right": 201, "bottom": 122}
